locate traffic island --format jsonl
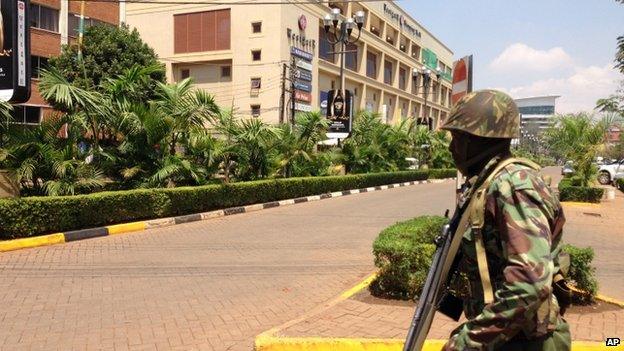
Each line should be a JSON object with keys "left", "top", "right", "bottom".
{"left": 255, "top": 276, "right": 624, "bottom": 351}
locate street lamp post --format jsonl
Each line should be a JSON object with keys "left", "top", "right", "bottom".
{"left": 413, "top": 66, "right": 441, "bottom": 130}
{"left": 322, "top": 8, "right": 365, "bottom": 103}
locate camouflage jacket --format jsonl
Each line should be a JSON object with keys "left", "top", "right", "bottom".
{"left": 444, "top": 158, "right": 567, "bottom": 350}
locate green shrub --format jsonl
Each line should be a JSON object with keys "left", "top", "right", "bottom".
{"left": 370, "top": 215, "right": 447, "bottom": 299}
{"left": 616, "top": 178, "right": 624, "bottom": 191}
{"left": 558, "top": 185, "right": 604, "bottom": 203}
{"left": 0, "top": 169, "right": 455, "bottom": 240}
{"left": 562, "top": 244, "right": 598, "bottom": 303}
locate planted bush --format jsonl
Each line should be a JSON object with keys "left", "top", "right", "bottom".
{"left": 558, "top": 184, "right": 604, "bottom": 203}
{"left": 562, "top": 244, "right": 598, "bottom": 303}
{"left": 616, "top": 178, "right": 624, "bottom": 191}
{"left": 371, "top": 216, "right": 598, "bottom": 306}
{"left": 370, "top": 215, "right": 447, "bottom": 299}
{"left": 0, "top": 169, "right": 454, "bottom": 240}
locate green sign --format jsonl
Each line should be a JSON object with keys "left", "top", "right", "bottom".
{"left": 422, "top": 48, "right": 438, "bottom": 70}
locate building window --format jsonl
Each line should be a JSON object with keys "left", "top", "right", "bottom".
{"left": 319, "top": 28, "right": 334, "bottom": 63}
{"left": 221, "top": 66, "right": 231, "bottom": 78}
{"left": 30, "top": 4, "right": 59, "bottom": 32}
{"left": 31, "top": 56, "right": 49, "bottom": 79}
{"left": 345, "top": 43, "right": 358, "bottom": 72}
{"left": 366, "top": 52, "right": 377, "bottom": 79}
{"left": 370, "top": 25, "right": 380, "bottom": 37}
{"left": 174, "top": 9, "right": 231, "bottom": 54}
{"left": 399, "top": 67, "right": 406, "bottom": 90}
{"left": 251, "top": 77, "right": 261, "bottom": 89}
{"left": 412, "top": 74, "right": 419, "bottom": 95}
{"left": 11, "top": 106, "right": 41, "bottom": 125}
{"left": 67, "top": 14, "right": 109, "bottom": 37}
{"left": 252, "top": 22, "right": 262, "bottom": 33}
{"left": 181, "top": 69, "right": 190, "bottom": 79}
{"left": 251, "top": 104, "right": 261, "bottom": 118}
{"left": 384, "top": 61, "right": 393, "bottom": 85}
{"left": 252, "top": 50, "right": 262, "bottom": 61}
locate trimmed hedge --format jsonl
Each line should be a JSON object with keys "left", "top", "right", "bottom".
{"left": 371, "top": 215, "right": 599, "bottom": 305}
{"left": 0, "top": 169, "right": 456, "bottom": 240}
{"left": 562, "top": 244, "right": 598, "bottom": 303}
{"left": 371, "top": 215, "right": 446, "bottom": 299}
{"left": 558, "top": 178, "right": 604, "bottom": 203}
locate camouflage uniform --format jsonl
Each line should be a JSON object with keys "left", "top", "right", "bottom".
{"left": 440, "top": 90, "right": 571, "bottom": 351}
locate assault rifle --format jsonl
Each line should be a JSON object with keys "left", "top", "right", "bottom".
{"left": 402, "top": 205, "right": 467, "bottom": 351}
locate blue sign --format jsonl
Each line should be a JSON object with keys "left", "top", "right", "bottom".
{"left": 293, "top": 80, "right": 312, "bottom": 92}
{"left": 295, "top": 69, "right": 312, "bottom": 82}
{"left": 320, "top": 91, "right": 329, "bottom": 115}
{"left": 291, "top": 47, "right": 313, "bottom": 61}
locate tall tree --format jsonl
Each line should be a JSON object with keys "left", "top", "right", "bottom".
{"left": 48, "top": 24, "right": 165, "bottom": 93}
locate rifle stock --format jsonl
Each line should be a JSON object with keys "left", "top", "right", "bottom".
{"left": 403, "top": 208, "right": 465, "bottom": 351}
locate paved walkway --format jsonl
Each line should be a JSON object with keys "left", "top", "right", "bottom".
{"left": 278, "top": 290, "right": 623, "bottom": 342}
{"left": 0, "top": 180, "right": 456, "bottom": 351}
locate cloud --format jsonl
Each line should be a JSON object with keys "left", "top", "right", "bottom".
{"left": 489, "top": 43, "right": 574, "bottom": 72}
{"left": 502, "top": 64, "right": 621, "bottom": 113}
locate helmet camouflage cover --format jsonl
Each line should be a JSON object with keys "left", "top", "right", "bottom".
{"left": 440, "top": 89, "right": 520, "bottom": 139}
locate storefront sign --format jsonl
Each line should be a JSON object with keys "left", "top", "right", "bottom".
{"left": 295, "top": 59, "right": 313, "bottom": 72}
{"left": 293, "top": 80, "right": 312, "bottom": 92}
{"left": 294, "top": 68, "right": 312, "bottom": 82}
{"left": 383, "top": 3, "right": 422, "bottom": 39}
{"left": 295, "top": 90, "right": 312, "bottom": 102}
{"left": 298, "top": 15, "right": 307, "bottom": 31}
{"left": 291, "top": 47, "right": 313, "bottom": 61}
{"left": 286, "top": 28, "right": 316, "bottom": 49}
{"left": 295, "top": 102, "right": 312, "bottom": 112}
{"left": 0, "top": 0, "right": 31, "bottom": 103}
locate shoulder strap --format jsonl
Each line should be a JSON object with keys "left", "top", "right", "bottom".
{"left": 467, "top": 157, "right": 540, "bottom": 304}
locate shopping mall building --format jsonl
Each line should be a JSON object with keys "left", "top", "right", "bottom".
{"left": 125, "top": 1, "right": 454, "bottom": 126}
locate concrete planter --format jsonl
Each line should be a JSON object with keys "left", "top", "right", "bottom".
{"left": 0, "top": 170, "right": 19, "bottom": 198}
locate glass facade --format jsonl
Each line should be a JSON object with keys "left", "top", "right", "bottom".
{"left": 518, "top": 105, "right": 555, "bottom": 115}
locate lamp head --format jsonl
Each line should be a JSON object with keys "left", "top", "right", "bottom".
{"left": 323, "top": 14, "right": 332, "bottom": 32}
{"left": 354, "top": 10, "right": 365, "bottom": 29}
{"left": 331, "top": 8, "right": 341, "bottom": 27}
{"left": 345, "top": 18, "right": 355, "bottom": 36}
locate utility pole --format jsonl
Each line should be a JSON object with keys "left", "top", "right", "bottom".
{"left": 279, "top": 63, "right": 287, "bottom": 124}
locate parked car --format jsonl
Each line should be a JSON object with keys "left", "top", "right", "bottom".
{"left": 561, "top": 161, "right": 574, "bottom": 176}
{"left": 597, "top": 159, "right": 624, "bottom": 185}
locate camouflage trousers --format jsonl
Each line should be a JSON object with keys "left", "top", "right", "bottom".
{"left": 496, "top": 321, "right": 571, "bottom": 351}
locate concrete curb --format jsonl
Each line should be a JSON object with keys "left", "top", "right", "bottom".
{"left": 0, "top": 178, "right": 455, "bottom": 253}
{"left": 255, "top": 271, "right": 624, "bottom": 351}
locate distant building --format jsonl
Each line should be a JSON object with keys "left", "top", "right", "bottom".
{"left": 12, "top": 1, "right": 121, "bottom": 125}
{"left": 514, "top": 95, "right": 559, "bottom": 137}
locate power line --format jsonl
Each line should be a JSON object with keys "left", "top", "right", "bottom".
{"left": 69, "top": 0, "right": 393, "bottom": 4}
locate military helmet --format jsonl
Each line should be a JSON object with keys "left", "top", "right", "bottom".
{"left": 440, "top": 89, "right": 520, "bottom": 139}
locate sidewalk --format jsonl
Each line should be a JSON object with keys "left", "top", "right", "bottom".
{"left": 256, "top": 185, "right": 624, "bottom": 350}
{"left": 561, "top": 187, "right": 624, "bottom": 301}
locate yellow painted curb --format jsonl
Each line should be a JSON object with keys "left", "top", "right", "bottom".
{"left": 255, "top": 336, "right": 619, "bottom": 351}
{"left": 0, "top": 233, "right": 65, "bottom": 252}
{"left": 561, "top": 201, "right": 601, "bottom": 208}
{"left": 106, "top": 222, "right": 147, "bottom": 235}
{"left": 570, "top": 286, "right": 624, "bottom": 308}
{"left": 340, "top": 272, "right": 378, "bottom": 300}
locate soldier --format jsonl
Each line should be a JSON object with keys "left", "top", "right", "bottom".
{"left": 439, "top": 90, "right": 571, "bottom": 350}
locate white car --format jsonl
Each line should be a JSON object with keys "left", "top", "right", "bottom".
{"left": 597, "top": 159, "right": 624, "bottom": 185}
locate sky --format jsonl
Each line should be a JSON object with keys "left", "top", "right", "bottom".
{"left": 401, "top": 0, "right": 624, "bottom": 113}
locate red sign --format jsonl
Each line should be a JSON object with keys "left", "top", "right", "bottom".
{"left": 298, "top": 15, "right": 307, "bottom": 31}
{"left": 451, "top": 55, "right": 473, "bottom": 106}
{"left": 295, "top": 90, "right": 311, "bottom": 103}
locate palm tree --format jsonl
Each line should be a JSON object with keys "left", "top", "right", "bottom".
{"left": 153, "top": 78, "right": 219, "bottom": 155}
{"left": 38, "top": 67, "right": 105, "bottom": 152}
{"left": 545, "top": 113, "right": 610, "bottom": 186}
{"left": 275, "top": 112, "right": 330, "bottom": 177}
{"left": 231, "top": 117, "right": 281, "bottom": 181}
